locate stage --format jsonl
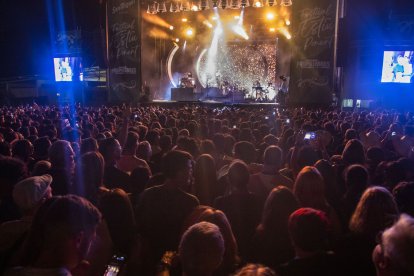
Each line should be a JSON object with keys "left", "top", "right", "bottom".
{"left": 152, "top": 99, "right": 280, "bottom": 106}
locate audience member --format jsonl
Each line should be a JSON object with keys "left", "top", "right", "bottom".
{"left": 372, "top": 214, "right": 414, "bottom": 276}
{"left": 6, "top": 195, "right": 101, "bottom": 276}
{"left": 194, "top": 154, "right": 219, "bottom": 206}
{"left": 0, "top": 157, "right": 26, "bottom": 223}
{"left": 214, "top": 160, "right": 262, "bottom": 260}
{"left": 100, "top": 137, "right": 131, "bottom": 192}
{"left": 234, "top": 264, "right": 277, "bottom": 276}
{"left": 183, "top": 206, "right": 239, "bottom": 275}
{"left": 136, "top": 150, "right": 199, "bottom": 273}
{"left": 178, "top": 222, "right": 224, "bottom": 276}
{"left": 251, "top": 186, "right": 299, "bottom": 268}
{"left": 248, "top": 146, "right": 293, "bottom": 200}
{"left": 277, "top": 208, "right": 341, "bottom": 276}
{"left": 48, "top": 140, "right": 75, "bottom": 195}
{"left": 0, "top": 175, "right": 52, "bottom": 269}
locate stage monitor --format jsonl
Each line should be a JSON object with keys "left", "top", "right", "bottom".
{"left": 381, "top": 51, "right": 414, "bottom": 83}
{"left": 53, "top": 57, "right": 83, "bottom": 82}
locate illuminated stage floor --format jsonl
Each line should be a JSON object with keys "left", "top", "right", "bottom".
{"left": 151, "top": 99, "right": 281, "bottom": 107}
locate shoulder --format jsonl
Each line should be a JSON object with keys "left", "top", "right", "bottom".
{"left": 140, "top": 185, "right": 163, "bottom": 197}
{"left": 133, "top": 156, "right": 149, "bottom": 166}
{"left": 182, "top": 190, "right": 200, "bottom": 205}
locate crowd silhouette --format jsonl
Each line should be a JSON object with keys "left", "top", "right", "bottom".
{"left": 0, "top": 103, "right": 414, "bottom": 276}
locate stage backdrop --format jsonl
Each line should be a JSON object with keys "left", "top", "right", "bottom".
{"left": 289, "top": 0, "right": 338, "bottom": 106}
{"left": 107, "top": 0, "right": 141, "bottom": 104}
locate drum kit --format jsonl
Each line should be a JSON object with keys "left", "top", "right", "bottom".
{"left": 179, "top": 73, "right": 196, "bottom": 88}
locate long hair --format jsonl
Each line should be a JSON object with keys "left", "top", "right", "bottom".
{"left": 98, "top": 188, "right": 137, "bottom": 255}
{"left": 294, "top": 166, "right": 327, "bottom": 212}
{"left": 193, "top": 154, "right": 218, "bottom": 206}
{"left": 183, "top": 206, "right": 239, "bottom": 274}
{"left": 342, "top": 139, "right": 365, "bottom": 165}
{"left": 260, "top": 186, "right": 299, "bottom": 233}
{"left": 76, "top": 151, "right": 104, "bottom": 205}
{"left": 350, "top": 186, "right": 398, "bottom": 239}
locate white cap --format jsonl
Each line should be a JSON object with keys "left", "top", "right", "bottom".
{"left": 13, "top": 174, "right": 52, "bottom": 211}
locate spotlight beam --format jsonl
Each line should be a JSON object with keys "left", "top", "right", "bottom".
{"left": 232, "top": 8, "right": 249, "bottom": 40}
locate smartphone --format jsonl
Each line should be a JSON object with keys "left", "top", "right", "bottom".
{"left": 304, "top": 132, "right": 316, "bottom": 140}
{"left": 64, "top": 119, "right": 70, "bottom": 128}
{"left": 103, "top": 254, "right": 127, "bottom": 276}
{"left": 233, "top": 125, "right": 237, "bottom": 129}
{"left": 265, "top": 116, "right": 269, "bottom": 120}
{"left": 392, "top": 131, "right": 396, "bottom": 136}
{"left": 273, "top": 111, "right": 276, "bottom": 116}
{"left": 286, "top": 119, "right": 290, "bottom": 124}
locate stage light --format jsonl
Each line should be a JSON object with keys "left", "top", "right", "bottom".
{"left": 191, "top": 4, "right": 199, "bottom": 11}
{"left": 182, "top": 18, "right": 188, "bottom": 22}
{"left": 185, "top": 28, "right": 194, "bottom": 37}
{"left": 285, "top": 19, "right": 291, "bottom": 25}
{"left": 200, "top": 0, "right": 210, "bottom": 10}
{"left": 231, "top": 8, "right": 248, "bottom": 40}
{"left": 269, "top": 27, "right": 276, "bottom": 32}
{"left": 158, "top": 2, "right": 167, "bottom": 12}
{"left": 214, "top": 24, "right": 223, "bottom": 36}
{"left": 170, "top": 2, "right": 179, "bottom": 12}
{"left": 169, "top": 26, "right": 174, "bottom": 30}
{"left": 254, "top": 0, "right": 263, "bottom": 7}
{"left": 143, "top": 13, "right": 174, "bottom": 29}
{"left": 203, "top": 20, "right": 213, "bottom": 28}
{"left": 240, "top": 0, "right": 249, "bottom": 7}
{"left": 280, "top": 0, "right": 292, "bottom": 6}
{"left": 205, "top": 23, "right": 223, "bottom": 85}
{"left": 266, "top": 12, "right": 275, "bottom": 20}
{"left": 265, "top": 0, "right": 277, "bottom": 6}
{"left": 230, "top": 0, "right": 240, "bottom": 9}
{"left": 232, "top": 25, "right": 249, "bottom": 39}
{"left": 180, "top": 1, "right": 191, "bottom": 11}
{"left": 150, "top": 2, "right": 159, "bottom": 14}
{"left": 148, "top": 28, "right": 170, "bottom": 39}
{"left": 279, "top": 27, "right": 292, "bottom": 39}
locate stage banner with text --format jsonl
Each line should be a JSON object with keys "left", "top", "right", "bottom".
{"left": 107, "top": 0, "right": 141, "bottom": 104}
{"left": 289, "top": 0, "right": 337, "bottom": 106}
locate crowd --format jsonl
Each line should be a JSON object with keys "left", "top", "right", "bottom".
{"left": 0, "top": 103, "right": 414, "bottom": 276}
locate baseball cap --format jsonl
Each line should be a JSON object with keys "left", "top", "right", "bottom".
{"left": 13, "top": 174, "right": 53, "bottom": 212}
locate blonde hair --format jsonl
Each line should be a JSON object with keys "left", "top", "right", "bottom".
{"left": 350, "top": 186, "right": 398, "bottom": 238}
{"left": 183, "top": 206, "right": 239, "bottom": 271}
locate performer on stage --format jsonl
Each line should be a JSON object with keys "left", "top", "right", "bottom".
{"left": 276, "top": 76, "right": 289, "bottom": 105}
{"left": 179, "top": 72, "right": 196, "bottom": 88}
{"left": 254, "top": 79, "right": 261, "bottom": 88}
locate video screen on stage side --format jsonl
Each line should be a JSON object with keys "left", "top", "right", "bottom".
{"left": 381, "top": 51, "right": 414, "bottom": 83}
{"left": 53, "top": 57, "right": 83, "bottom": 82}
